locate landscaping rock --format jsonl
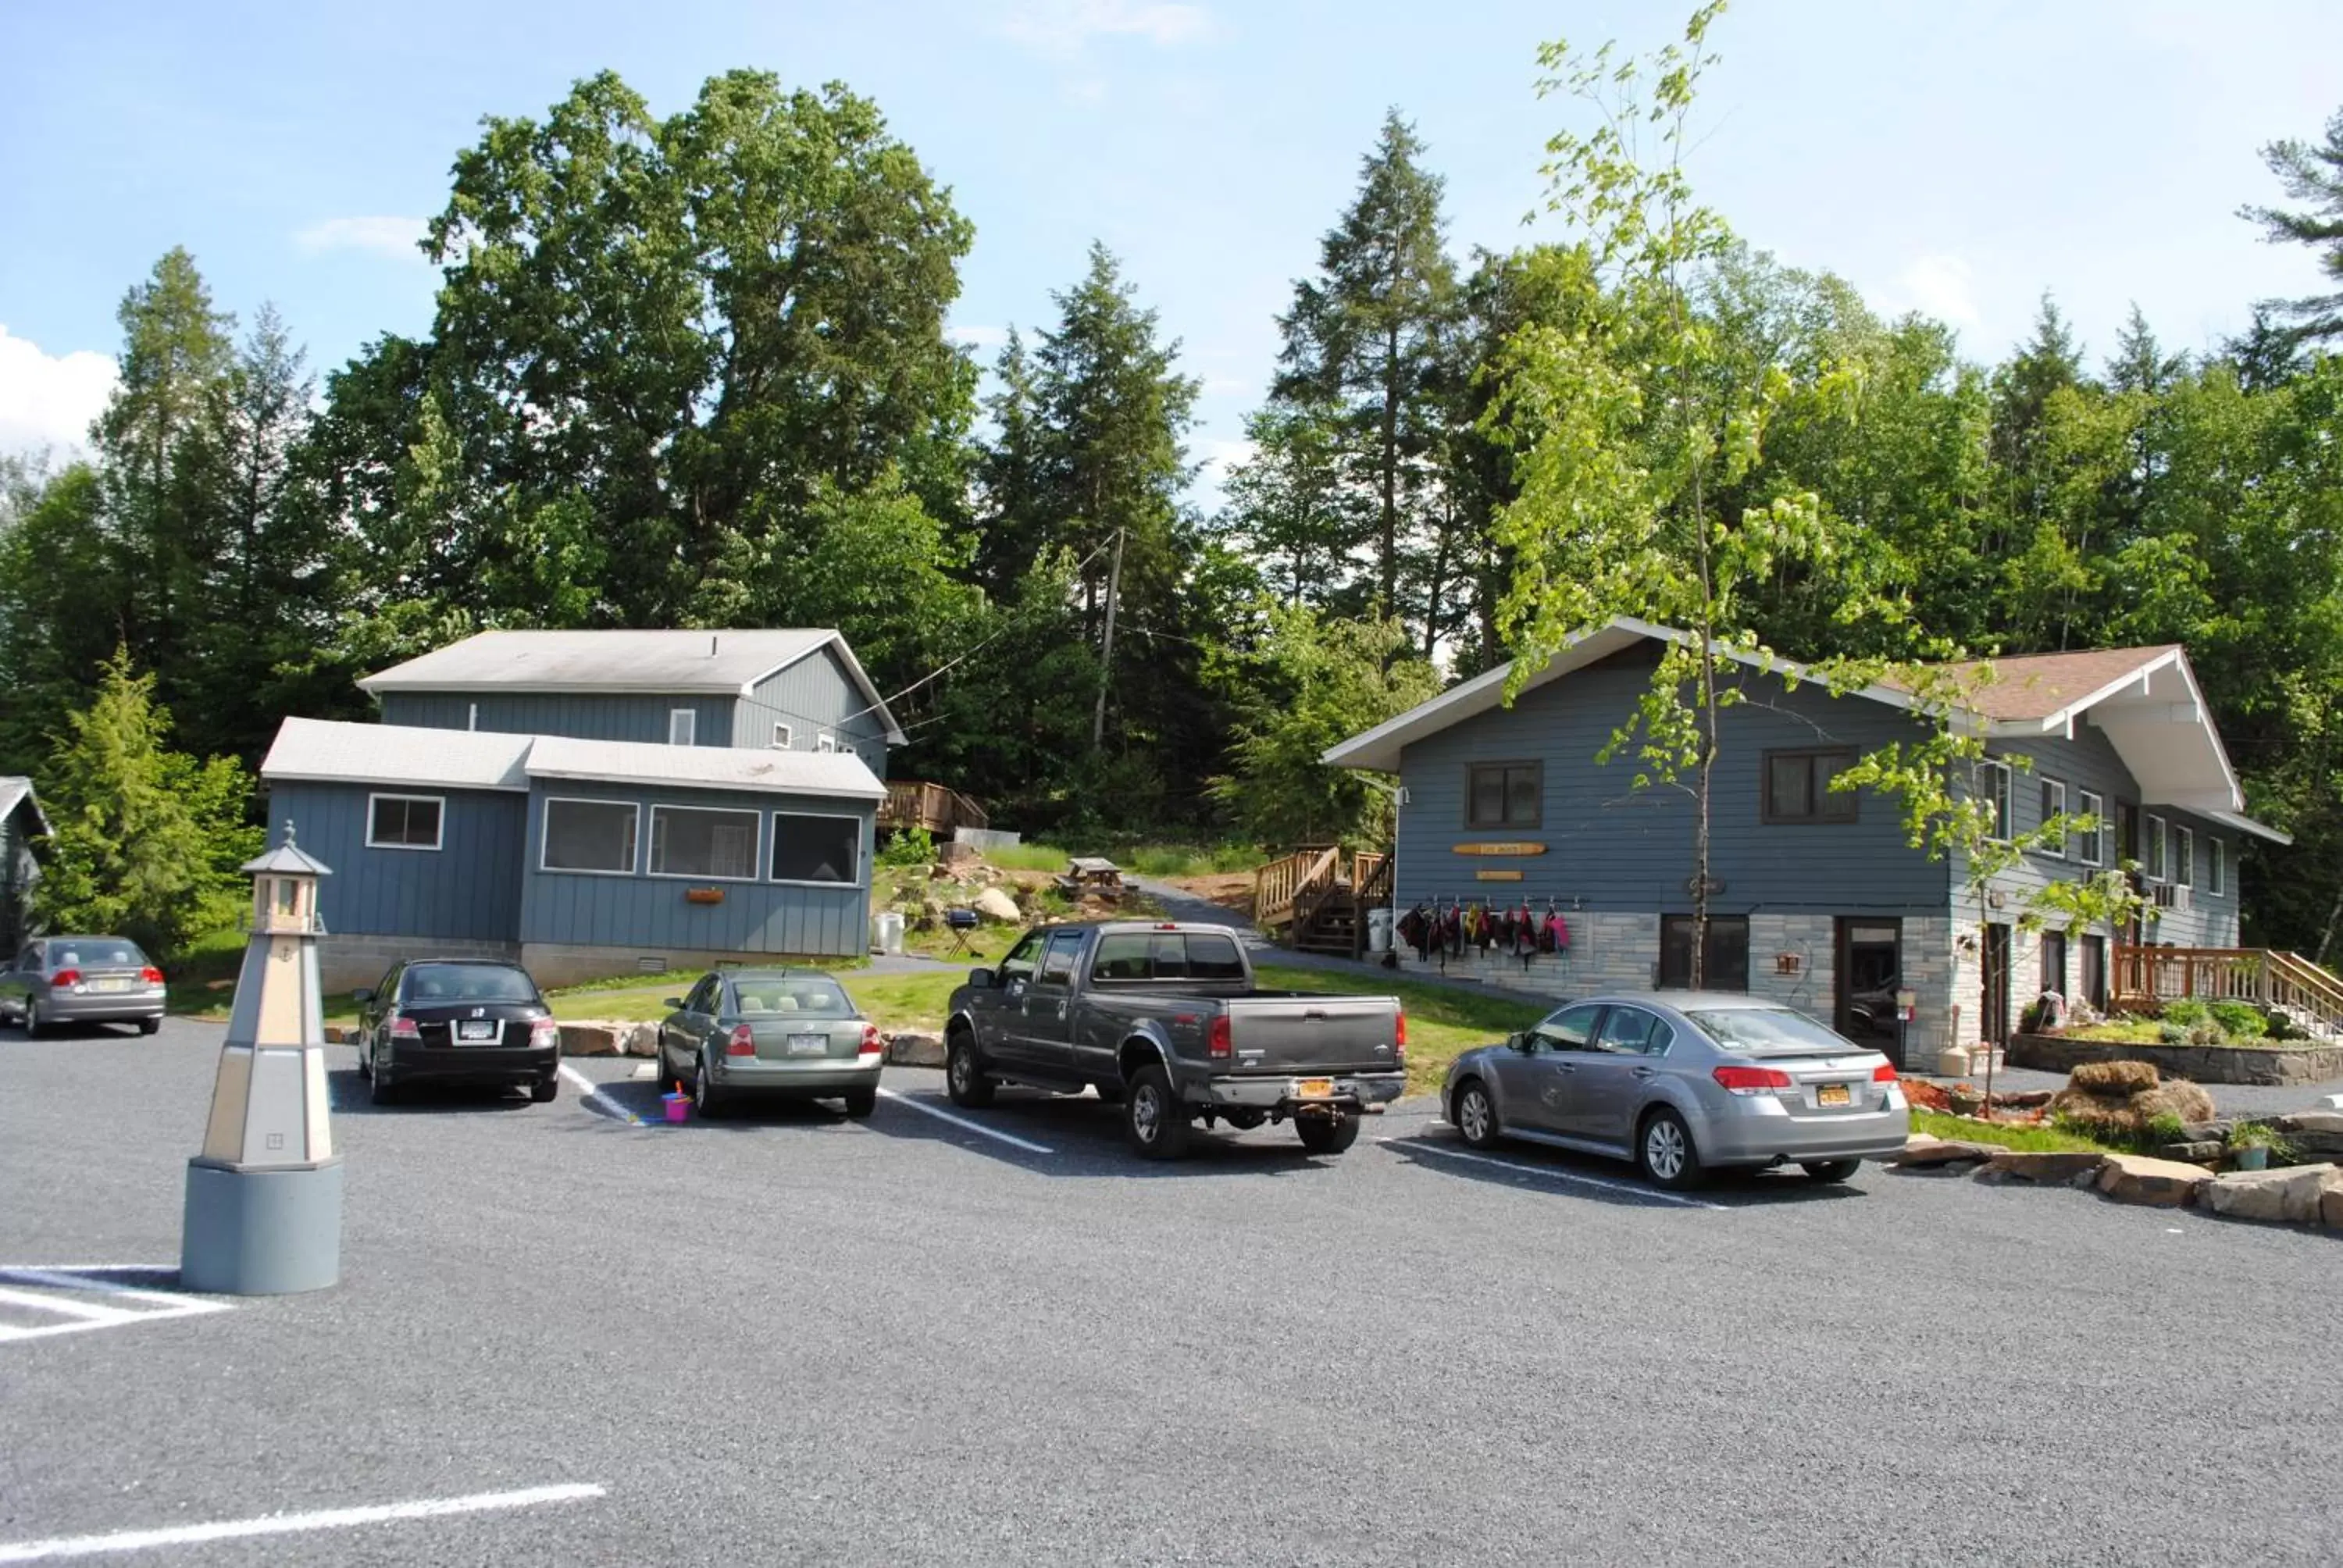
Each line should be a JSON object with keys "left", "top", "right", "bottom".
{"left": 622, "top": 1022, "right": 661, "bottom": 1058}
{"left": 2199, "top": 1163, "right": 2342, "bottom": 1225}
{"left": 2324, "top": 1185, "right": 2343, "bottom": 1231}
{"left": 1893, "top": 1135, "right": 1998, "bottom": 1167}
{"left": 1979, "top": 1150, "right": 2109, "bottom": 1185}
{"left": 2180, "top": 1120, "right": 2234, "bottom": 1143}
{"left": 2156, "top": 1140, "right": 2225, "bottom": 1165}
{"left": 2095, "top": 1154, "right": 2216, "bottom": 1208}
{"left": 2268, "top": 1111, "right": 2343, "bottom": 1161}
{"left": 973, "top": 887, "right": 1022, "bottom": 924}
{"left": 558, "top": 1021, "right": 621, "bottom": 1057}
{"left": 886, "top": 1031, "right": 944, "bottom": 1067}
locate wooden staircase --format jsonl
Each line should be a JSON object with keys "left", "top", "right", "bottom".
{"left": 2111, "top": 945, "right": 2343, "bottom": 1042}
{"left": 1255, "top": 847, "right": 1393, "bottom": 959}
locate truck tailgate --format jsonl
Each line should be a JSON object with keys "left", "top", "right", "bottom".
{"left": 1225, "top": 995, "right": 1401, "bottom": 1074}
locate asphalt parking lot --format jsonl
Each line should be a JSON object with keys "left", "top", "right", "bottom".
{"left": 2, "top": 1018, "right": 2338, "bottom": 1566}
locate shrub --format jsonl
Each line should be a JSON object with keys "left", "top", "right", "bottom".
{"left": 2206, "top": 1001, "right": 2267, "bottom": 1040}
{"left": 878, "top": 826, "right": 936, "bottom": 868}
{"left": 2071, "top": 1059, "right": 2160, "bottom": 1094}
{"left": 2156, "top": 1021, "right": 2190, "bottom": 1046}
{"left": 2227, "top": 1121, "right": 2292, "bottom": 1157}
{"left": 2145, "top": 1110, "right": 2188, "bottom": 1145}
{"left": 2160, "top": 999, "right": 2213, "bottom": 1028}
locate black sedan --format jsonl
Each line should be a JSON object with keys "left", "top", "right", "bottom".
{"left": 352, "top": 959, "right": 560, "bottom": 1106}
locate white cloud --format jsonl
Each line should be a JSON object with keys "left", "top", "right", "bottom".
{"left": 293, "top": 215, "right": 430, "bottom": 262}
{"left": 1200, "top": 435, "right": 1254, "bottom": 483}
{"left": 998, "top": 0, "right": 1210, "bottom": 59}
{"left": 1200, "top": 374, "right": 1254, "bottom": 397}
{"left": 947, "top": 324, "right": 1009, "bottom": 351}
{"left": 0, "top": 324, "right": 117, "bottom": 458}
{"left": 1885, "top": 254, "right": 1981, "bottom": 330}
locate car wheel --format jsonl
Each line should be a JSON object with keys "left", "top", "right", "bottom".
{"left": 530, "top": 1078, "right": 558, "bottom": 1104}
{"left": 944, "top": 1030, "right": 995, "bottom": 1108}
{"left": 1452, "top": 1077, "right": 1499, "bottom": 1149}
{"left": 693, "top": 1054, "right": 726, "bottom": 1119}
{"left": 841, "top": 1085, "right": 877, "bottom": 1119}
{"left": 1801, "top": 1158, "right": 1861, "bottom": 1184}
{"left": 1295, "top": 1111, "right": 1361, "bottom": 1156}
{"left": 1636, "top": 1107, "right": 1705, "bottom": 1190}
{"left": 137, "top": 1016, "right": 162, "bottom": 1036}
{"left": 1124, "top": 1064, "right": 1191, "bottom": 1160}
{"left": 369, "top": 1063, "right": 399, "bottom": 1107}
{"left": 23, "top": 1000, "right": 45, "bottom": 1039}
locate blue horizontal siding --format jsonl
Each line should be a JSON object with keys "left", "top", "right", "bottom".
{"left": 380, "top": 693, "right": 735, "bottom": 747}
{"left": 267, "top": 783, "right": 525, "bottom": 943}
{"left": 517, "top": 779, "right": 874, "bottom": 958}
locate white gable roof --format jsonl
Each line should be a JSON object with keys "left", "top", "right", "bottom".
{"left": 0, "top": 776, "right": 48, "bottom": 836}
{"left": 262, "top": 718, "right": 534, "bottom": 793}
{"left": 357, "top": 629, "right": 907, "bottom": 746}
{"left": 525, "top": 736, "right": 884, "bottom": 802}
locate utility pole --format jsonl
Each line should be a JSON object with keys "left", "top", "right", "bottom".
{"left": 1091, "top": 526, "right": 1126, "bottom": 751}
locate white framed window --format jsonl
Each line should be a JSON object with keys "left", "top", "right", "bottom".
{"left": 771, "top": 722, "right": 793, "bottom": 750}
{"left": 668, "top": 709, "right": 697, "bottom": 747}
{"left": 1978, "top": 760, "right": 2013, "bottom": 842}
{"left": 2038, "top": 778, "right": 2067, "bottom": 859}
{"left": 466, "top": 702, "right": 479, "bottom": 732}
{"left": 541, "top": 797, "right": 639, "bottom": 875}
{"left": 2076, "top": 789, "right": 2104, "bottom": 866}
{"left": 366, "top": 793, "right": 444, "bottom": 850}
{"left": 2144, "top": 813, "right": 2167, "bottom": 880}
{"left": 2174, "top": 825, "right": 2194, "bottom": 889}
{"left": 2209, "top": 836, "right": 2227, "bottom": 896}
{"left": 815, "top": 732, "right": 837, "bottom": 754}
{"left": 648, "top": 804, "right": 761, "bottom": 881}
{"left": 769, "top": 812, "right": 861, "bottom": 886}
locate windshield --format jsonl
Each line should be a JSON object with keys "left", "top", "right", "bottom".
{"left": 51, "top": 940, "right": 147, "bottom": 970}
{"left": 402, "top": 964, "right": 540, "bottom": 1004}
{"left": 733, "top": 977, "right": 856, "bottom": 1017}
{"left": 1684, "top": 1007, "right": 1855, "bottom": 1056}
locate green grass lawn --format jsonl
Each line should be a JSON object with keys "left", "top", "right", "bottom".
{"left": 1910, "top": 1108, "right": 2120, "bottom": 1155}
{"left": 972, "top": 839, "right": 1263, "bottom": 878}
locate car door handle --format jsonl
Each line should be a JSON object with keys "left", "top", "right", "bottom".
{"left": 1552, "top": 1062, "right": 1577, "bottom": 1074}
{"left": 1631, "top": 1067, "right": 1657, "bottom": 1079}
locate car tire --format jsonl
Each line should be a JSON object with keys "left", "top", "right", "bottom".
{"left": 693, "top": 1054, "right": 726, "bottom": 1119}
{"left": 944, "top": 1030, "right": 994, "bottom": 1108}
{"left": 1635, "top": 1107, "right": 1705, "bottom": 1190}
{"left": 841, "top": 1085, "right": 877, "bottom": 1118}
{"left": 369, "top": 1063, "right": 399, "bottom": 1107}
{"left": 1296, "top": 1111, "right": 1361, "bottom": 1156}
{"left": 1124, "top": 1064, "right": 1191, "bottom": 1160}
{"left": 530, "top": 1078, "right": 558, "bottom": 1104}
{"left": 137, "top": 1017, "right": 162, "bottom": 1036}
{"left": 1452, "top": 1077, "right": 1500, "bottom": 1149}
{"left": 23, "top": 1000, "right": 45, "bottom": 1039}
{"left": 1801, "top": 1158, "right": 1861, "bottom": 1184}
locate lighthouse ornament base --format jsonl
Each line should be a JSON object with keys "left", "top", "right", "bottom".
{"left": 180, "top": 825, "right": 344, "bottom": 1295}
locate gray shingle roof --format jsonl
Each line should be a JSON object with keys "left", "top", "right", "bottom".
{"left": 358, "top": 629, "right": 832, "bottom": 695}
{"left": 262, "top": 718, "right": 536, "bottom": 792}
{"left": 526, "top": 736, "right": 885, "bottom": 801}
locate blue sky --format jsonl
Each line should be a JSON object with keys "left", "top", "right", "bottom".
{"left": 5, "top": 0, "right": 2341, "bottom": 501}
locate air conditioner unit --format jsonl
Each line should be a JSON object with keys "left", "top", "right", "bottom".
{"left": 2152, "top": 883, "right": 2192, "bottom": 912}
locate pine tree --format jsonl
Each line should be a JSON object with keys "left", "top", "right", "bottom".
{"left": 2240, "top": 106, "right": 2343, "bottom": 346}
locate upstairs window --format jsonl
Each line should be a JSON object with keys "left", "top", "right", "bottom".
{"left": 2173, "top": 825, "right": 2195, "bottom": 889}
{"left": 816, "top": 733, "right": 838, "bottom": 754}
{"left": 668, "top": 708, "right": 697, "bottom": 747}
{"left": 2209, "top": 837, "right": 2227, "bottom": 896}
{"left": 1467, "top": 761, "right": 1542, "bottom": 829}
{"left": 2076, "top": 789, "right": 2105, "bottom": 866}
{"left": 2038, "top": 779, "right": 2067, "bottom": 858}
{"left": 2145, "top": 813, "right": 2168, "bottom": 880}
{"left": 771, "top": 723, "right": 793, "bottom": 750}
{"left": 1763, "top": 749, "right": 1857, "bottom": 824}
{"left": 1977, "top": 761, "right": 2013, "bottom": 842}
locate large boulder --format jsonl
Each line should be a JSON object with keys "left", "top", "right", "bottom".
{"left": 973, "top": 886, "right": 1022, "bottom": 924}
{"left": 2199, "top": 1163, "right": 2341, "bottom": 1224}
{"left": 2324, "top": 1185, "right": 2343, "bottom": 1231}
{"left": 886, "top": 1032, "right": 945, "bottom": 1067}
{"left": 1979, "top": 1150, "right": 2108, "bottom": 1185}
{"left": 2268, "top": 1110, "right": 2343, "bottom": 1161}
{"left": 622, "top": 1021, "right": 661, "bottom": 1057}
{"left": 2095, "top": 1154, "right": 2216, "bottom": 1208}
{"left": 558, "top": 1021, "right": 622, "bottom": 1057}
{"left": 1894, "top": 1135, "right": 1998, "bottom": 1168}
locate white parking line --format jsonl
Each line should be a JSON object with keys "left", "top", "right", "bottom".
{"left": 0, "top": 1268, "right": 233, "bottom": 1345}
{"left": 1378, "top": 1137, "right": 1725, "bottom": 1210}
{"left": 878, "top": 1089, "right": 1055, "bottom": 1155}
{"left": 0, "top": 1482, "right": 605, "bottom": 1563}
{"left": 559, "top": 1063, "right": 646, "bottom": 1126}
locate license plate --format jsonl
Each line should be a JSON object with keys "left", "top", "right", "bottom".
{"left": 457, "top": 1019, "right": 498, "bottom": 1042}
{"left": 1817, "top": 1082, "right": 1852, "bottom": 1107}
{"left": 1293, "top": 1078, "right": 1335, "bottom": 1099}
{"left": 90, "top": 978, "right": 133, "bottom": 993}
{"left": 787, "top": 1033, "right": 828, "bottom": 1057}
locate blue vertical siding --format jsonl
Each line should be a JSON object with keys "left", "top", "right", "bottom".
{"left": 267, "top": 782, "right": 526, "bottom": 943}
{"left": 736, "top": 645, "right": 891, "bottom": 778}
{"left": 517, "top": 779, "right": 875, "bottom": 958}
{"left": 380, "top": 693, "right": 735, "bottom": 747}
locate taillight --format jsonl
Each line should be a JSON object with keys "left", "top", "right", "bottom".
{"left": 140, "top": 966, "right": 166, "bottom": 985}
{"left": 389, "top": 1013, "right": 421, "bottom": 1040}
{"left": 1207, "top": 1016, "right": 1232, "bottom": 1060}
{"left": 1394, "top": 1010, "right": 1407, "bottom": 1064}
{"left": 530, "top": 1019, "right": 559, "bottom": 1050}
{"left": 1872, "top": 1062, "right": 1899, "bottom": 1083}
{"left": 857, "top": 1024, "right": 883, "bottom": 1060}
{"left": 51, "top": 968, "right": 81, "bottom": 988}
{"left": 726, "top": 1025, "right": 756, "bottom": 1057}
{"left": 1712, "top": 1064, "right": 1794, "bottom": 1096}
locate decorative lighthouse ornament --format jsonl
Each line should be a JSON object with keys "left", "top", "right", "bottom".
{"left": 180, "top": 823, "right": 343, "bottom": 1294}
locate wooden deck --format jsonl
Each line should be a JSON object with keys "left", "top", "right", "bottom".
{"left": 2111, "top": 944, "right": 2343, "bottom": 1038}
{"left": 1254, "top": 846, "right": 1393, "bottom": 958}
{"left": 879, "top": 781, "right": 990, "bottom": 837}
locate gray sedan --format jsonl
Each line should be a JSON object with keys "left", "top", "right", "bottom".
{"left": 655, "top": 968, "right": 883, "bottom": 1118}
{"left": 1442, "top": 992, "right": 1910, "bottom": 1189}
{"left": 0, "top": 935, "right": 167, "bottom": 1036}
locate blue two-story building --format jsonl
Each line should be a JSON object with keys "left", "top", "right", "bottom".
{"left": 259, "top": 629, "right": 904, "bottom": 991}
{"left": 1325, "top": 618, "right": 2290, "bottom": 1062}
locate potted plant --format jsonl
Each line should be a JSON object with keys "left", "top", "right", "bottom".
{"left": 1946, "top": 1081, "right": 1985, "bottom": 1117}
{"left": 2227, "top": 1121, "right": 2287, "bottom": 1171}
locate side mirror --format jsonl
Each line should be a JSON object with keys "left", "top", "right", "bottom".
{"left": 1507, "top": 1032, "right": 1531, "bottom": 1054}
{"left": 967, "top": 968, "right": 994, "bottom": 991}
{"left": 351, "top": 988, "right": 374, "bottom": 1005}
{"left": 662, "top": 998, "right": 685, "bottom": 1011}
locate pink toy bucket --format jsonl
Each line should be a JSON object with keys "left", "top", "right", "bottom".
{"left": 662, "top": 1092, "right": 690, "bottom": 1124}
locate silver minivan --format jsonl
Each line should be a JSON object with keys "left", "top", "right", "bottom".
{"left": 0, "top": 935, "right": 168, "bottom": 1036}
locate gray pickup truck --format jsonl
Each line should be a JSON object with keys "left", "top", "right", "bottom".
{"left": 943, "top": 921, "right": 1407, "bottom": 1159}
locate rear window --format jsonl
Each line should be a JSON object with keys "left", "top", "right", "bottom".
{"left": 1185, "top": 934, "right": 1246, "bottom": 982}
{"left": 52, "top": 941, "right": 146, "bottom": 970}
{"left": 1086, "top": 932, "right": 1248, "bottom": 984}
{"left": 733, "top": 978, "right": 855, "bottom": 1017}
{"left": 1685, "top": 1007, "right": 1849, "bottom": 1055}
{"left": 401, "top": 964, "right": 539, "bottom": 1004}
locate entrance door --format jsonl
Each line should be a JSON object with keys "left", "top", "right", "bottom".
{"left": 1835, "top": 918, "right": 1903, "bottom": 1060}
{"left": 2080, "top": 934, "right": 2107, "bottom": 1011}
{"left": 1981, "top": 924, "right": 2013, "bottom": 1046}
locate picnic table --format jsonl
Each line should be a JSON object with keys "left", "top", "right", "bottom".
{"left": 1054, "top": 857, "right": 1125, "bottom": 901}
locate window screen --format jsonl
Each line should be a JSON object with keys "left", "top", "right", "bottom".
{"left": 769, "top": 813, "right": 860, "bottom": 884}
{"left": 1467, "top": 762, "right": 1542, "bottom": 828}
{"left": 368, "top": 794, "right": 444, "bottom": 849}
{"left": 650, "top": 806, "right": 759, "bottom": 879}
{"left": 543, "top": 800, "right": 637, "bottom": 873}
{"left": 1763, "top": 750, "right": 1855, "bottom": 822}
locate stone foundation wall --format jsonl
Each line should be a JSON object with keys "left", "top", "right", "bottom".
{"left": 2007, "top": 1032, "right": 2343, "bottom": 1087}
{"left": 315, "top": 934, "right": 522, "bottom": 995}
{"left": 1747, "top": 914, "right": 1835, "bottom": 1017}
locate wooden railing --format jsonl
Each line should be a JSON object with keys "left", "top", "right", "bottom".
{"left": 1354, "top": 852, "right": 1393, "bottom": 911}
{"left": 879, "top": 781, "right": 990, "bottom": 835}
{"left": 1254, "top": 845, "right": 1339, "bottom": 928}
{"left": 2112, "top": 945, "right": 2343, "bottom": 1037}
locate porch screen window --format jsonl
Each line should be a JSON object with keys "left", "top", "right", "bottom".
{"left": 1659, "top": 914, "right": 1749, "bottom": 991}
{"left": 2076, "top": 790, "right": 2104, "bottom": 866}
{"left": 2038, "top": 779, "right": 2067, "bottom": 857}
{"left": 1763, "top": 749, "right": 1856, "bottom": 823}
{"left": 1978, "top": 761, "right": 2013, "bottom": 842}
{"left": 650, "top": 805, "right": 759, "bottom": 881}
{"left": 770, "top": 813, "right": 860, "bottom": 885}
{"left": 2173, "top": 825, "right": 2194, "bottom": 888}
{"left": 1467, "top": 761, "right": 1542, "bottom": 829}
{"left": 366, "top": 793, "right": 443, "bottom": 850}
{"left": 2209, "top": 837, "right": 2226, "bottom": 896}
{"left": 543, "top": 799, "right": 637, "bottom": 874}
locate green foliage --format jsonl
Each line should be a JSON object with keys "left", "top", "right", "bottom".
{"left": 2145, "top": 1110, "right": 2189, "bottom": 1145}
{"left": 2205, "top": 1000, "right": 2268, "bottom": 1039}
{"left": 31, "top": 650, "right": 261, "bottom": 956}
{"left": 2160, "top": 999, "right": 2213, "bottom": 1028}
{"left": 2239, "top": 107, "right": 2343, "bottom": 347}
{"left": 2227, "top": 1120, "right": 2288, "bottom": 1156}
{"left": 878, "top": 827, "right": 936, "bottom": 868}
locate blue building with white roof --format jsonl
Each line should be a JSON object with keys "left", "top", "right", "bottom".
{"left": 259, "top": 629, "right": 899, "bottom": 991}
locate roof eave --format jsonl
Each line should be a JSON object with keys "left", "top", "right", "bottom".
{"left": 260, "top": 768, "right": 530, "bottom": 794}
{"left": 358, "top": 678, "right": 750, "bottom": 697}
{"left": 521, "top": 765, "right": 885, "bottom": 803}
